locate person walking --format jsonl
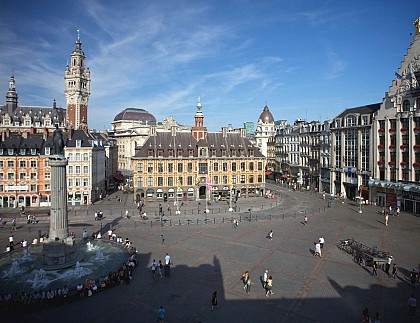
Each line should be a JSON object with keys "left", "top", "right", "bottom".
{"left": 408, "top": 294, "right": 417, "bottom": 319}
{"left": 385, "top": 255, "right": 393, "bottom": 276}
{"left": 385, "top": 213, "right": 389, "bottom": 226}
{"left": 391, "top": 263, "right": 398, "bottom": 279}
{"left": 362, "top": 307, "right": 371, "bottom": 323}
{"left": 265, "top": 275, "right": 274, "bottom": 297}
{"left": 157, "top": 306, "right": 166, "bottom": 322}
{"left": 211, "top": 291, "right": 219, "bottom": 310}
{"left": 151, "top": 259, "right": 158, "bottom": 279}
{"left": 411, "top": 269, "right": 417, "bottom": 288}
{"left": 158, "top": 260, "right": 163, "bottom": 278}
{"left": 372, "top": 261, "right": 378, "bottom": 277}
{"left": 244, "top": 275, "right": 253, "bottom": 294}
{"left": 314, "top": 241, "right": 322, "bottom": 258}
{"left": 304, "top": 215, "right": 308, "bottom": 226}
{"left": 373, "top": 312, "right": 382, "bottom": 323}
{"left": 319, "top": 236, "right": 325, "bottom": 249}
{"left": 161, "top": 234, "right": 165, "bottom": 244}
{"left": 263, "top": 269, "right": 268, "bottom": 289}
{"left": 396, "top": 207, "right": 400, "bottom": 217}
{"left": 267, "top": 230, "right": 273, "bottom": 241}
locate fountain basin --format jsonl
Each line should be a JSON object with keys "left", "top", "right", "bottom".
{"left": 0, "top": 240, "right": 128, "bottom": 295}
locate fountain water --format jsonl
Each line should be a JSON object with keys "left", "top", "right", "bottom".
{"left": 0, "top": 240, "right": 128, "bottom": 295}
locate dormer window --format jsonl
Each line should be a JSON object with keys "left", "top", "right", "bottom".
{"left": 221, "top": 149, "right": 227, "bottom": 157}
{"left": 188, "top": 149, "right": 194, "bottom": 157}
{"left": 211, "top": 149, "right": 216, "bottom": 157}
{"left": 20, "top": 149, "right": 26, "bottom": 155}
{"left": 157, "top": 149, "right": 163, "bottom": 157}
{"left": 231, "top": 149, "right": 236, "bottom": 157}
{"left": 76, "top": 140, "right": 82, "bottom": 148}
{"left": 3, "top": 118, "right": 10, "bottom": 126}
{"left": 168, "top": 149, "right": 174, "bottom": 157}
{"left": 148, "top": 149, "right": 154, "bottom": 157}
{"left": 14, "top": 121, "right": 20, "bottom": 126}
{"left": 31, "top": 149, "right": 36, "bottom": 155}
{"left": 177, "top": 149, "right": 183, "bottom": 157}
{"left": 45, "top": 120, "right": 51, "bottom": 127}
{"left": 25, "top": 120, "right": 31, "bottom": 127}
{"left": 240, "top": 149, "right": 245, "bottom": 157}
{"left": 249, "top": 149, "right": 254, "bottom": 157}
{"left": 8, "top": 149, "right": 14, "bottom": 156}
{"left": 45, "top": 147, "right": 50, "bottom": 155}
{"left": 199, "top": 148, "right": 207, "bottom": 157}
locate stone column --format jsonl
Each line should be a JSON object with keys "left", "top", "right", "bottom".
{"left": 49, "top": 156, "right": 69, "bottom": 240}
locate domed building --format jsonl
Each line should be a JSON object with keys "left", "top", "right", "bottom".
{"left": 113, "top": 108, "right": 157, "bottom": 124}
{"left": 110, "top": 107, "right": 189, "bottom": 179}
{"left": 254, "top": 104, "right": 276, "bottom": 157}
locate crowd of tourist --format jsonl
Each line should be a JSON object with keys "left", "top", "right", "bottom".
{"left": 0, "top": 232, "right": 138, "bottom": 311}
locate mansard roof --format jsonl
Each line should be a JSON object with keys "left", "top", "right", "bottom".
{"left": 335, "top": 103, "right": 380, "bottom": 119}
{"left": 134, "top": 130, "right": 264, "bottom": 158}
{"left": 0, "top": 104, "right": 66, "bottom": 125}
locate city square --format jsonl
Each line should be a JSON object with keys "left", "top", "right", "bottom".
{"left": 1, "top": 184, "right": 419, "bottom": 322}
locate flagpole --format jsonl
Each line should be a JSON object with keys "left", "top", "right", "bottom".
{"left": 175, "top": 180, "right": 181, "bottom": 215}
{"left": 229, "top": 176, "right": 233, "bottom": 212}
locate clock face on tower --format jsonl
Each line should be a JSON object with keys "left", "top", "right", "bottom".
{"left": 69, "top": 95, "right": 75, "bottom": 104}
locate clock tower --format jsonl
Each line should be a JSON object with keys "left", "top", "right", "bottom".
{"left": 64, "top": 31, "right": 91, "bottom": 129}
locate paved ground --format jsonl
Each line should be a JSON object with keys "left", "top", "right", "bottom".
{"left": 1, "top": 184, "right": 420, "bottom": 322}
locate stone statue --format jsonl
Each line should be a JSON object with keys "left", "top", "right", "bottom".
{"left": 52, "top": 124, "right": 65, "bottom": 155}
{"left": 414, "top": 17, "right": 420, "bottom": 35}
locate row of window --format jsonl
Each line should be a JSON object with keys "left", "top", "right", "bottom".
{"left": 0, "top": 160, "right": 39, "bottom": 168}
{"left": 67, "top": 152, "right": 89, "bottom": 161}
{"left": 2, "top": 119, "right": 54, "bottom": 127}
{"left": 68, "top": 165, "right": 89, "bottom": 174}
{"left": 147, "top": 148, "right": 255, "bottom": 158}
{"left": 137, "top": 174, "right": 263, "bottom": 187}
{"left": 68, "top": 178, "right": 89, "bottom": 187}
{"left": 0, "top": 172, "right": 50, "bottom": 180}
{"left": 137, "top": 161, "right": 263, "bottom": 173}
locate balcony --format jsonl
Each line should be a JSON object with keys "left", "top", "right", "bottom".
{"left": 378, "top": 128, "right": 385, "bottom": 133}
{"left": 414, "top": 126, "right": 420, "bottom": 135}
{"left": 377, "top": 160, "right": 385, "bottom": 166}
{"left": 401, "top": 128, "right": 409, "bottom": 133}
{"left": 400, "top": 161, "right": 409, "bottom": 167}
{"left": 378, "top": 144, "right": 385, "bottom": 151}
{"left": 388, "top": 161, "right": 396, "bottom": 166}
{"left": 400, "top": 144, "right": 409, "bottom": 151}
{"left": 413, "top": 162, "right": 420, "bottom": 168}
{"left": 414, "top": 144, "right": 420, "bottom": 150}
{"left": 389, "top": 144, "right": 396, "bottom": 151}
{"left": 389, "top": 128, "right": 396, "bottom": 133}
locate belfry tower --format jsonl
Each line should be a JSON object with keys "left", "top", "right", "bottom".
{"left": 64, "top": 30, "right": 91, "bottom": 129}
{"left": 191, "top": 97, "right": 207, "bottom": 140}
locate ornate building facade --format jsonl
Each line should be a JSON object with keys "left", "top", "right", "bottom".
{"left": 132, "top": 98, "right": 266, "bottom": 202}
{"left": 370, "top": 18, "right": 420, "bottom": 213}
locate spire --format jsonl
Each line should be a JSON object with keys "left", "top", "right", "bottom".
{"left": 195, "top": 96, "right": 203, "bottom": 117}
{"left": 6, "top": 75, "right": 18, "bottom": 114}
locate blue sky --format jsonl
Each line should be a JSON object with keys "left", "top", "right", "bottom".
{"left": 0, "top": 1, "right": 419, "bottom": 131}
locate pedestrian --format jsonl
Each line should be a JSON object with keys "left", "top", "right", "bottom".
{"left": 263, "top": 269, "right": 268, "bottom": 289}
{"left": 319, "top": 236, "right": 325, "bottom": 249}
{"left": 385, "top": 255, "right": 393, "bottom": 276}
{"left": 165, "top": 253, "right": 171, "bottom": 266}
{"left": 244, "top": 275, "right": 253, "bottom": 294}
{"left": 8, "top": 235, "right": 14, "bottom": 247}
{"left": 396, "top": 207, "right": 400, "bottom": 217}
{"left": 391, "top": 263, "right": 398, "bottom": 279}
{"left": 125, "top": 210, "right": 129, "bottom": 219}
{"left": 267, "top": 230, "right": 273, "bottom": 241}
{"left": 323, "top": 192, "right": 326, "bottom": 200}
{"left": 314, "top": 241, "right": 322, "bottom": 258}
{"left": 389, "top": 205, "right": 392, "bottom": 216}
{"left": 158, "top": 260, "right": 163, "bottom": 278}
{"left": 362, "top": 307, "right": 371, "bottom": 323}
{"left": 151, "top": 259, "right": 157, "bottom": 279}
{"left": 304, "top": 215, "right": 308, "bottom": 226}
{"left": 161, "top": 234, "right": 165, "bottom": 244}
{"left": 372, "top": 261, "right": 378, "bottom": 277}
{"left": 411, "top": 269, "right": 417, "bottom": 288}
{"left": 157, "top": 306, "right": 166, "bottom": 322}
{"left": 373, "top": 311, "right": 381, "bottom": 323}
{"left": 211, "top": 291, "right": 219, "bottom": 310}
{"left": 385, "top": 214, "right": 389, "bottom": 226}
{"left": 408, "top": 294, "right": 417, "bottom": 319}
{"left": 265, "top": 275, "right": 273, "bottom": 297}
{"left": 242, "top": 271, "right": 249, "bottom": 288}
{"left": 11, "top": 218, "right": 16, "bottom": 231}
{"left": 232, "top": 219, "right": 238, "bottom": 229}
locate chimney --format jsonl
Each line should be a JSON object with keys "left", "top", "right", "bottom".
{"left": 240, "top": 128, "right": 246, "bottom": 138}
{"left": 67, "top": 127, "right": 75, "bottom": 139}
{"left": 222, "top": 127, "right": 227, "bottom": 138}
{"left": 30, "top": 127, "right": 36, "bottom": 135}
{"left": 43, "top": 128, "right": 48, "bottom": 140}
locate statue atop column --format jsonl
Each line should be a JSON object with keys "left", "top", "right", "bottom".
{"left": 52, "top": 124, "right": 65, "bottom": 156}
{"left": 414, "top": 17, "right": 420, "bottom": 35}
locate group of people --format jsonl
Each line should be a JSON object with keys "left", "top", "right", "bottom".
{"left": 94, "top": 211, "right": 104, "bottom": 221}
{"left": 241, "top": 269, "right": 274, "bottom": 297}
{"left": 150, "top": 253, "right": 172, "bottom": 279}
{"left": 314, "top": 236, "right": 325, "bottom": 258}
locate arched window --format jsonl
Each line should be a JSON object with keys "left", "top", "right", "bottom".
{"left": 403, "top": 100, "right": 410, "bottom": 111}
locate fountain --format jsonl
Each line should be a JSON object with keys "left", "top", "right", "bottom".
{"left": 0, "top": 131, "right": 128, "bottom": 297}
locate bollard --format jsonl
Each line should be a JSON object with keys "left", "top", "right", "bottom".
{"left": 121, "top": 211, "right": 123, "bottom": 217}
{"left": 222, "top": 217, "right": 224, "bottom": 223}
{"left": 214, "top": 218, "right": 215, "bottom": 224}
{"left": 197, "top": 218, "right": 199, "bottom": 224}
{"left": 255, "top": 215, "right": 257, "bottom": 221}
{"left": 294, "top": 213, "right": 296, "bottom": 218}
{"left": 239, "top": 216, "right": 242, "bottom": 222}
{"left": 261, "top": 205, "right": 264, "bottom": 209}
{"left": 270, "top": 214, "right": 272, "bottom": 220}
{"left": 283, "top": 214, "right": 284, "bottom": 219}
{"left": 170, "top": 220, "right": 172, "bottom": 226}
{"left": 151, "top": 221, "right": 153, "bottom": 227}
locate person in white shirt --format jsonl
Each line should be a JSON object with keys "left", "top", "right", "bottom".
{"left": 165, "top": 253, "right": 171, "bottom": 265}
{"left": 319, "top": 236, "right": 325, "bottom": 249}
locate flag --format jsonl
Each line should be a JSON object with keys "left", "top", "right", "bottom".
{"left": 410, "top": 64, "right": 418, "bottom": 84}
{"left": 206, "top": 176, "right": 212, "bottom": 191}
{"left": 395, "top": 71, "right": 402, "bottom": 85}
